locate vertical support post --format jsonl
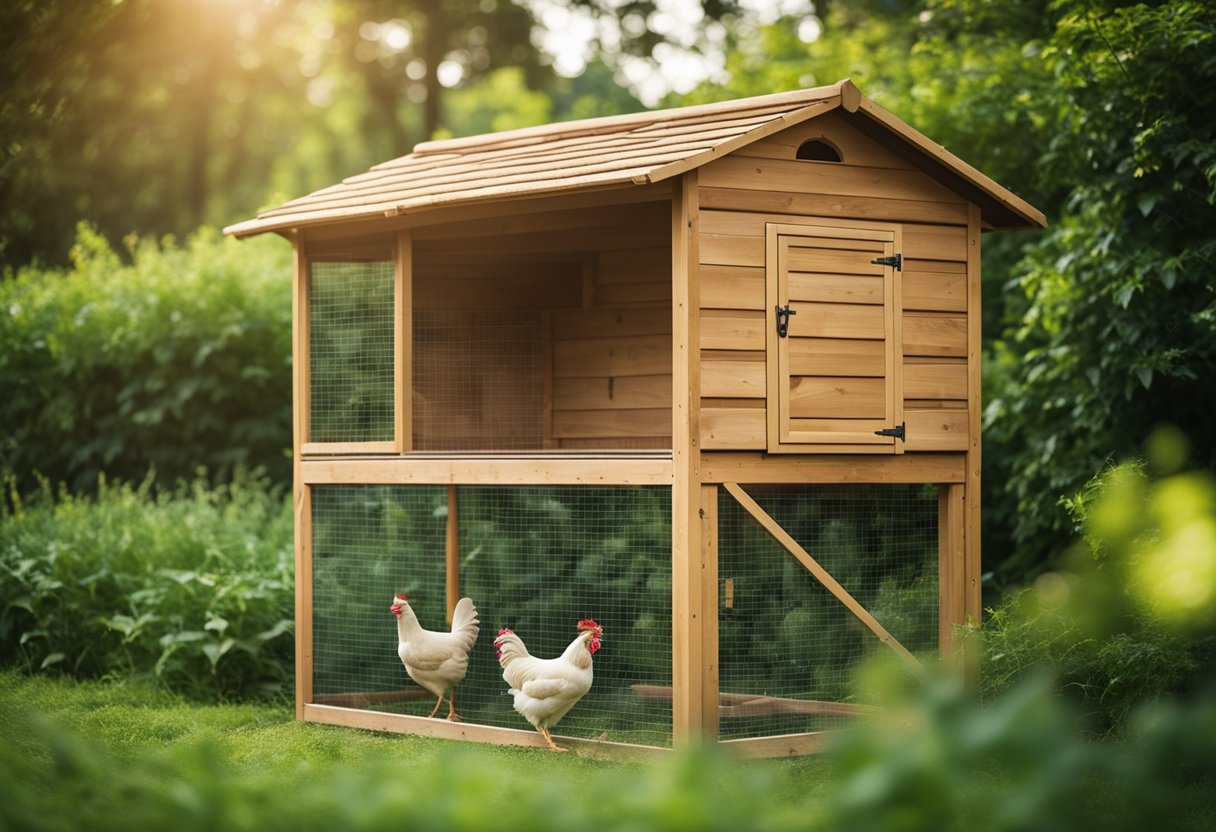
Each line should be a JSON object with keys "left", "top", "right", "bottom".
{"left": 700, "top": 483, "right": 720, "bottom": 741}
{"left": 938, "top": 484, "right": 967, "bottom": 662}
{"left": 293, "top": 235, "right": 313, "bottom": 718}
{"left": 964, "top": 203, "right": 984, "bottom": 677}
{"left": 671, "top": 172, "right": 703, "bottom": 746}
{"left": 446, "top": 484, "right": 459, "bottom": 625}
{"left": 396, "top": 232, "right": 413, "bottom": 453}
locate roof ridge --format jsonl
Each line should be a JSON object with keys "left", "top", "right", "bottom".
{"left": 407, "top": 81, "right": 848, "bottom": 158}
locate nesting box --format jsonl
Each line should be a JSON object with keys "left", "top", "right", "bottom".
{"left": 227, "top": 80, "right": 1044, "bottom": 756}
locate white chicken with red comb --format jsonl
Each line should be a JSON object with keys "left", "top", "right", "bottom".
{"left": 494, "top": 619, "right": 602, "bottom": 752}
{"left": 391, "top": 593, "right": 479, "bottom": 721}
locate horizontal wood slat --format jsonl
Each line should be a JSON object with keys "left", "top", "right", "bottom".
{"left": 552, "top": 408, "right": 672, "bottom": 438}
{"left": 788, "top": 376, "right": 887, "bottom": 418}
{"left": 553, "top": 374, "right": 672, "bottom": 410}
{"left": 790, "top": 301, "right": 885, "bottom": 340}
{"left": 701, "top": 155, "right": 966, "bottom": 205}
{"left": 702, "top": 356, "right": 766, "bottom": 398}
{"left": 700, "top": 264, "right": 765, "bottom": 310}
{"left": 904, "top": 408, "right": 969, "bottom": 451}
{"left": 701, "top": 407, "right": 767, "bottom": 449}
{"left": 553, "top": 334, "right": 672, "bottom": 377}
{"left": 788, "top": 337, "right": 885, "bottom": 377}
{"left": 788, "top": 273, "right": 884, "bottom": 304}
{"left": 698, "top": 187, "right": 971, "bottom": 226}
{"left": 701, "top": 311, "right": 766, "bottom": 350}
{"left": 902, "top": 271, "right": 966, "bottom": 312}
{"left": 551, "top": 306, "right": 672, "bottom": 340}
{"left": 903, "top": 314, "right": 967, "bottom": 357}
{"left": 903, "top": 361, "right": 967, "bottom": 400}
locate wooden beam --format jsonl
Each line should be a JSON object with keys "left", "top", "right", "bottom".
{"left": 700, "top": 452, "right": 965, "bottom": 484}
{"left": 302, "top": 704, "right": 669, "bottom": 758}
{"left": 723, "top": 482, "right": 926, "bottom": 676}
{"left": 301, "top": 455, "right": 673, "bottom": 486}
{"left": 964, "top": 203, "right": 983, "bottom": 680}
{"left": 396, "top": 232, "right": 412, "bottom": 452}
{"left": 301, "top": 441, "right": 398, "bottom": 456}
{"left": 939, "top": 484, "right": 967, "bottom": 661}
{"left": 700, "top": 484, "right": 720, "bottom": 740}
{"left": 292, "top": 239, "right": 310, "bottom": 719}
{"left": 719, "top": 732, "right": 832, "bottom": 759}
{"left": 446, "top": 484, "right": 459, "bottom": 625}
{"left": 671, "top": 171, "right": 704, "bottom": 746}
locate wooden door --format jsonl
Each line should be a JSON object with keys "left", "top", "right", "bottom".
{"left": 765, "top": 222, "right": 903, "bottom": 453}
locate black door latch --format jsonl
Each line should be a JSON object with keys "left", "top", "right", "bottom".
{"left": 775, "top": 304, "right": 797, "bottom": 338}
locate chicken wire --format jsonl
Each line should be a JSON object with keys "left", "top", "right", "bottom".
{"left": 308, "top": 258, "right": 395, "bottom": 443}
{"left": 716, "top": 484, "right": 938, "bottom": 740}
{"left": 310, "top": 484, "right": 674, "bottom": 747}
{"left": 411, "top": 310, "right": 545, "bottom": 451}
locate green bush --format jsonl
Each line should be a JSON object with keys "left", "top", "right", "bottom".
{"left": 0, "top": 223, "right": 292, "bottom": 492}
{"left": 981, "top": 448, "right": 1216, "bottom": 733}
{"left": 0, "top": 472, "right": 293, "bottom": 700}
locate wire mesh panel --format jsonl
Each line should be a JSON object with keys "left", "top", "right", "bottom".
{"left": 717, "top": 484, "right": 938, "bottom": 740}
{"left": 412, "top": 310, "right": 545, "bottom": 450}
{"left": 308, "top": 258, "right": 395, "bottom": 443}
{"left": 310, "top": 485, "right": 674, "bottom": 747}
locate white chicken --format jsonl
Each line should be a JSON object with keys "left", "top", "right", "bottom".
{"left": 494, "top": 619, "right": 603, "bottom": 752}
{"left": 391, "top": 593, "right": 479, "bottom": 721}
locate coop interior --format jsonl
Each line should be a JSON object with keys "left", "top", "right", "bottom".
{"left": 306, "top": 481, "right": 939, "bottom": 750}
{"left": 305, "top": 197, "right": 676, "bottom": 453}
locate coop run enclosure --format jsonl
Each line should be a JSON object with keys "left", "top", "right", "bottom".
{"left": 228, "top": 80, "right": 1044, "bottom": 755}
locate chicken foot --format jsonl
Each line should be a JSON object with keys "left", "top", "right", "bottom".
{"left": 536, "top": 725, "right": 567, "bottom": 753}
{"left": 425, "top": 690, "right": 463, "bottom": 722}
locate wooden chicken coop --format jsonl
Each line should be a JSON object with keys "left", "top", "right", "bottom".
{"left": 227, "top": 80, "right": 1044, "bottom": 757}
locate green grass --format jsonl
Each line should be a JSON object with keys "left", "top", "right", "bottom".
{"left": 0, "top": 669, "right": 839, "bottom": 831}
{"left": 5, "top": 667, "right": 1216, "bottom": 832}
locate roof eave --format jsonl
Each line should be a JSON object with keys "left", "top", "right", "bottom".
{"left": 840, "top": 81, "right": 1046, "bottom": 230}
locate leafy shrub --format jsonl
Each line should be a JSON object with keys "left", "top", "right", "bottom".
{"left": 0, "top": 223, "right": 292, "bottom": 493}
{"left": 981, "top": 449, "right": 1216, "bottom": 733}
{"left": 0, "top": 472, "right": 293, "bottom": 700}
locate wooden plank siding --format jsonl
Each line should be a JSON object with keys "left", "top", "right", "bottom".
{"left": 697, "top": 120, "right": 972, "bottom": 452}
{"left": 548, "top": 245, "right": 673, "bottom": 448}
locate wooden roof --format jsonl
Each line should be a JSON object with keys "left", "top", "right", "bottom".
{"left": 226, "top": 79, "right": 1044, "bottom": 238}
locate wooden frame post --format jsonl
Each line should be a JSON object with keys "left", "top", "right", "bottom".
{"left": 672, "top": 172, "right": 704, "bottom": 746}
{"left": 292, "top": 236, "right": 313, "bottom": 719}
{"left": 446, "top": 484, "right": 459, "bottom": 624}
{"left": 700, "top": 483, "right": 720, "bottom": 740}
{"left": 938, "top": 484, "right": 967, "bottom": 662}
{"left": 964, "top": 204, "right": 983, "bottom": 676}
{"left": 396, "top": 231, "right": 412, "bottom": 453}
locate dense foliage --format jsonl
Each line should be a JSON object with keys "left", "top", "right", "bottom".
{"left": 0, "top": 225, "right": 292, "bottom": 492}
{"left": 982, "top": 449, "right": 1216, "bottom": 733}
{"left": 0, "top": 473, "right": 294, "bottom": 700}
{"left": 678, "top": 0, "right": 1216, "bottom": 577}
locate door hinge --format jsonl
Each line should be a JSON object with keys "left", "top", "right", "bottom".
{"left": 871, "top": 253, "right": 903, "bottom": 271}
{"left": 874, "top": 422, "right": 906, "bottom": 442}
{"left": 775, "top": 304, "right": 797, "bottom": 338}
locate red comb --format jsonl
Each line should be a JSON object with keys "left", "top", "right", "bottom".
{"left": 395, "top": 593, "right": 409, "bottom": 601}
{"left": 577, "top": 619, "right": 600, "bottom": 631}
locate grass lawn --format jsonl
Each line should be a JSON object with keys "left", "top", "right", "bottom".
{"left": 0, "top": 669, "right": 837, "bottom": 831}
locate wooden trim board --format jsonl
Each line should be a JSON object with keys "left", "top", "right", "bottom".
{"left": 301, "top": 456, "right": 673, "bottom": 485}
{"left": 302, "top": 704, "right": 669, "bottom": 758}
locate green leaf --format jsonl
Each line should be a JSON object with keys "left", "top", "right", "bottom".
{"left": 40, "top": 652, "right": 65, "bottom": 669}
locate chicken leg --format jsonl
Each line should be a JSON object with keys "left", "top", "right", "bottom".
{"left": 425, "top": 689, "right": 463, "bottom": 721}
{"left": 536, "top": 725, "right": 567, "bottom": 753}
